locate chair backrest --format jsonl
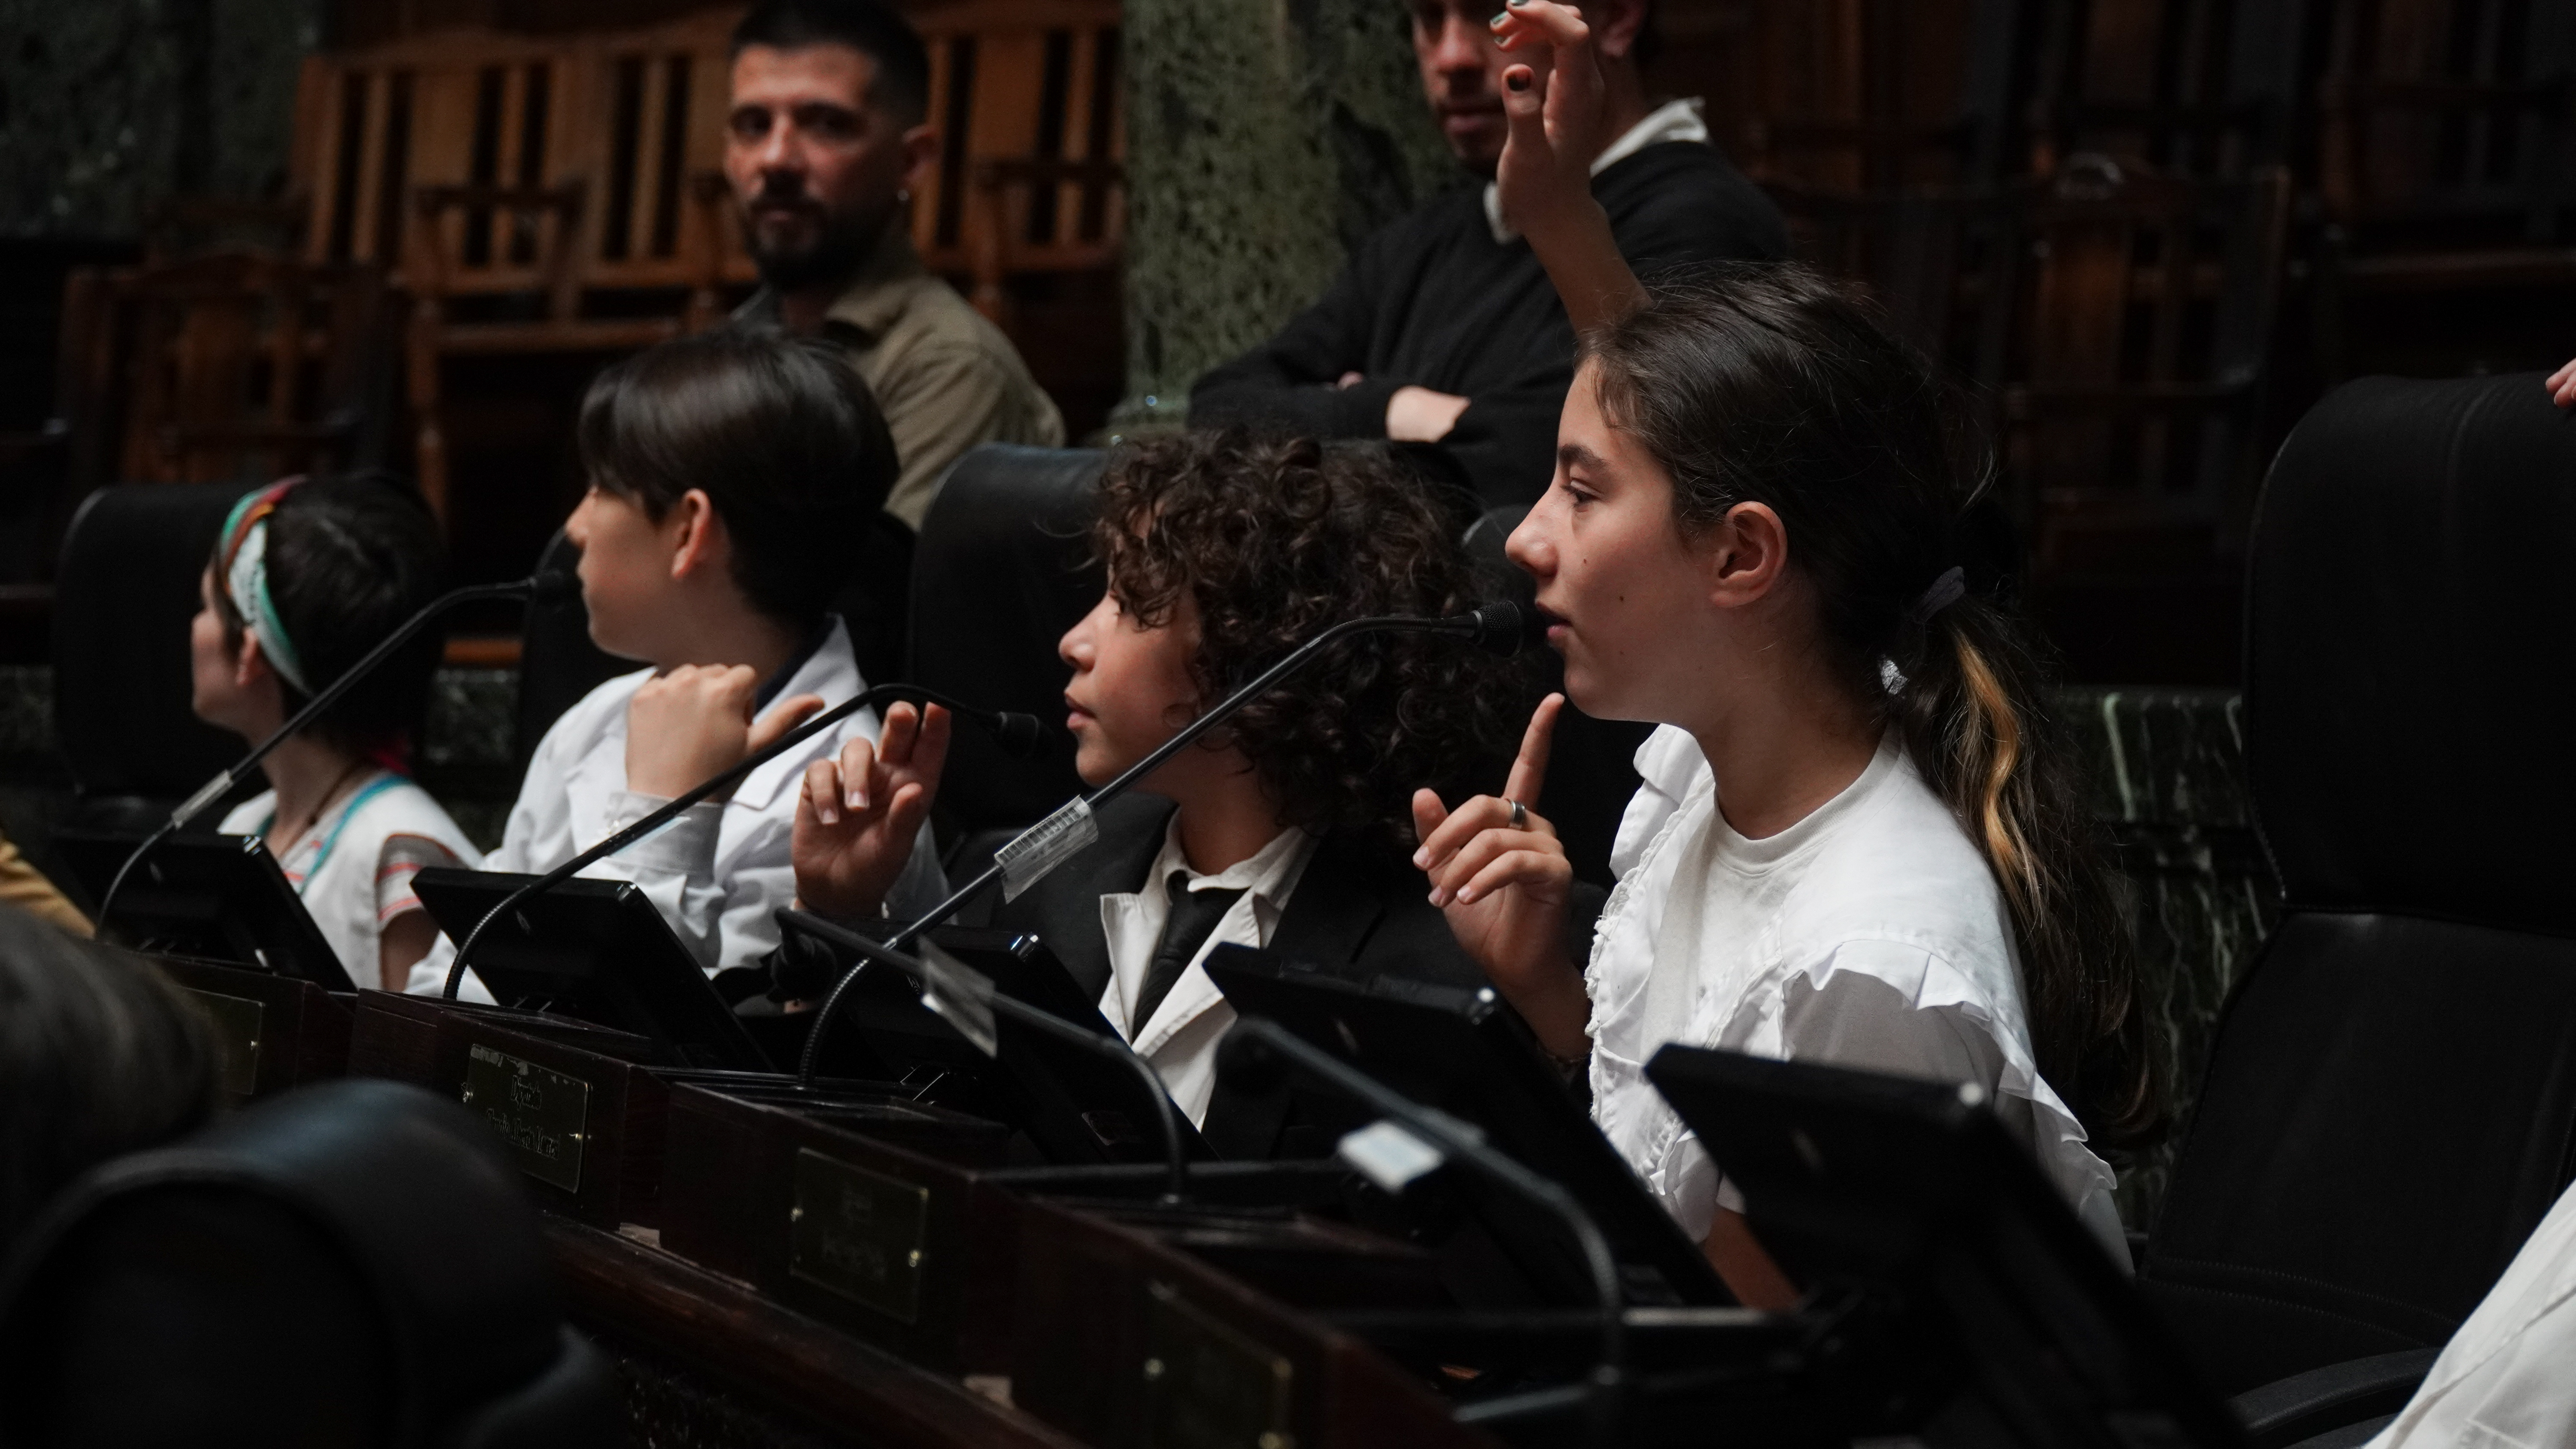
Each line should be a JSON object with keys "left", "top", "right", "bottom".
{"left": 910, "top": 0, "right": 1126, "bottom": 296}
{"left": 54, "top": 252, "right": 391, "bottom": 498}
{"left": 0, "top": 1078, "right": 616, "bottom": 1447}
{"left": 2317, "top": 0, "right": 2576, "bottom": 242}
{"left": 2136, "top": 373, "right": 2576, "bottom": 1394}
{"left": 1737, "top": 0, "right": 2031, "bottom": 188}
{"left": 513, "top": 529, "right": 631, "bottom": 775}
{"left": 907, "top": 444, "right": 1101, "bottom": 837}
{"left": 2026, "top": 0, "right": 2315, "bottom": 176}
{"left": 292, "top": 14, "right": 739, "bottom": 306}
{"left": 51, "top": 482, "right": 258, "bottom": 809}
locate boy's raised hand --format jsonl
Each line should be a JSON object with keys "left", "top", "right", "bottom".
{"left": 793, "top": 701, "right": 950, "bottom": 922}
{"left": 2550, "top": 356, "right": 2576, "bottom": 407}
{"left": 626, "top": 664, "right": 825, "bottom": 800}
{"left": 1411, "top": 694, "right": 1591, "bottom": 1059}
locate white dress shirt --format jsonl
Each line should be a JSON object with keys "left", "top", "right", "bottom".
{"left": 406, "top": 618, "right": 943, "bottom": 997}
{"left": 221, "top": 771, "right": 480, "bottom": 991}
{"left": 1096, "top": 818, "right": 1318, "bottom": 1126}
{"left": 1586, "top": 725, "right": 2129, "bottom": 1265}
{"left": 2367, "top": 1179, "right": 2576, "bottom": 1448}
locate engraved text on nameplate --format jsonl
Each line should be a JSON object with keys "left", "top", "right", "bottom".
{"left": 460, "top": 1044, "right": 590, "bottom": 1194}
{"left": 188, "top": 988, "right": 264, "bottom": 1099}
{"left": 1142, "top": 1279, "right": 1296, "bottom": 1449}
{"left": 789, "top": 1148, "right": 930, "bottom": 1324}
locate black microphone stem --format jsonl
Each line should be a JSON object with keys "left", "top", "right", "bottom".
{"left": 776, "top": 906, "right": 1188, "bottom": 1205}
{"left": 796, "top": 609, "right": 1509, "bottom": 1081}
{"left": 1229, "top": 1016, "right": 1625, "bottom": 1449}
{"left": 96, "top": 576, "right": 551, "bottom": 938}
{"left": 440, "top": 682, "right": 1018, "bottom": 1000}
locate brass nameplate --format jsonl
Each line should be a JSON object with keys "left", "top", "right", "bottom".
{"left": 1142, "top": 1280, "right": 1296, "bottom": 1449}
{"left": 187, "top": 988, "right": 264, "bottom": 1099}
{"left": 460, "top": 1044, "right": 590, "bottom": 1194}
{"left": 789, "top": 1149, "right": 930, "bottom": 1324}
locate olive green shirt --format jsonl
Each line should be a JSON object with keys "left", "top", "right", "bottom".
{"left": 744, "top": 226, "right": 1064, "bottom": 531}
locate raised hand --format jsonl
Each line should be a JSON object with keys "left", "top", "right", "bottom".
{"left": 2550, "top": 358, "right": 2576, "bottom": 407}
{"left": 792, "top": 701, "right": 951, "bottom": 922}
{"left": 1412, "top": 694, "right": 1591, "bottom": 1058}
{"left": 626, "top": 664, "right": 825, "bottom": 800}
{"left": 1489, "top": 0, "right": 1646, "bottom": 333}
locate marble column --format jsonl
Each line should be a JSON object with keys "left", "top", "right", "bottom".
{"left": 1115, "top": 0, "right": 1464, "bottom": 430}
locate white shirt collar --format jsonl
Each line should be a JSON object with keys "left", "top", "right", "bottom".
{"left": 1485, "top": 95, "right": 1710, "bottom": 245}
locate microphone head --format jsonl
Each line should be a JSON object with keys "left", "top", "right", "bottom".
{"left": 1464, "top": 600, "right": 1543, "bottom": 656}
{"left": 528, "top": 571, "right": 583, "bottom": 606}
{"left": 987, "top": 711, "right": 1045, "bottom": 759}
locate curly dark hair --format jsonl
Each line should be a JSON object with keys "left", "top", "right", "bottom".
{"left": 1094, "top": 429, "right": 1525, "bottom": 845}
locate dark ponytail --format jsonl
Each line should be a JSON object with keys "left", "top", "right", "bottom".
{"left": 1583, "top": 263, "right": 2166, "bottom": 1152}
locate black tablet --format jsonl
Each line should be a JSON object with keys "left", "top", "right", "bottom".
{"left": 1202, "top": 944, "right": 1728, "bottom": 1309}
{"left": 56, "top": 827, "right": 352, "bottom": 989}
{"left": 1643, "top": 1045, "right": 2240, "bottom": 1447}
{"left": 831, "top": 926, "right": 1209, "bottom": 1166}
{"left": 410, "top": 868, "right": 770, "bottom": 1073}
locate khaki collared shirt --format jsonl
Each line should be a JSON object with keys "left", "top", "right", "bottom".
{"left": 741, "top": 226, "right": 1064, "bottom": 530}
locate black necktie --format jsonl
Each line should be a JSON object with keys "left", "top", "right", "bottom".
{"left": 1131, "top": 872, "right": 1245, "bottom": 1031}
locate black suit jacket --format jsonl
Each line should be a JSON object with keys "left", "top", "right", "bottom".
{"left": 961, "top": 794, "right": 1491, "bottom": 1158}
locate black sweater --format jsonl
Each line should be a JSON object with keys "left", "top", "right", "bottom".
{"left": 1189, "top": 142, "right": 1788, "bottom": 507}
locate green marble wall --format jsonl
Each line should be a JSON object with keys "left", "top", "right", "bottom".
{"left": 0, "top": 0, "right": 319, "bottom": 238}
{"left": 1115, "top": 0, "right": 1464, "bottom": 429}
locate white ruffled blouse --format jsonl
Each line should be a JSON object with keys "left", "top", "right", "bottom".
{"left": 1585, "top": 726, "right": 2129, "bottom": 1267}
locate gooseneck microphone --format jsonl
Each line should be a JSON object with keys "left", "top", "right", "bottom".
{"left": 778, "top": 906, "right": 1188, "bottom": 1204}
{"left": 1220, "top": 1018, "right": 1625, "bottom": 1449}
{"left": 791, "top": 600, "right": 1539, "bottom": 1083}
{"left": 94, "top": 572, "right": 582, "bottom": 938}
{"left": 438, "top": 682, "right": 1042, "bottom": 1000}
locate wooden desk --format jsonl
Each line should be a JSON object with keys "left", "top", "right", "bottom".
{"left": 543, "top": 1215, "right": 1083, "bottom": 1449}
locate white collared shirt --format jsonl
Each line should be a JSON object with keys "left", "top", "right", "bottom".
{"left": 406, "top": 618, "right": 945, "bottom": 997}
{"left": 2367, "top": 1178, "right": 2576, "bottom": 1448}
{"left": 1097, "top": 818, "right": 1318, "bottom": 1126}
{"left": 1484, "top": 96, "right": 1712, "bottom": 245}
{"left": 1586, "top": 725, "right": 2129, "bottom": 1267}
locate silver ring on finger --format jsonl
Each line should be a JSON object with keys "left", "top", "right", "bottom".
{"left": 1505, "top": 797, "right": 1527, "bottom": 829}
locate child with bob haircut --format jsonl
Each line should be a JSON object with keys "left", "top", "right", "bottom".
{"left": 1409, "top": 1, "right": 2162, "bottom": 1299}
{"left": 193, "top": 473, "right": 480, "bottom": 989}
{"left": 410, "top": 327, "right": 942, "bottom": 995}
{"left": 787, "top": 429, "right": 1525, "bottom": 1155}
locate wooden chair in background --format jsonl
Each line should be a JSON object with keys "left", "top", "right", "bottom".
{"left": 908, "top": 0, "right": 1125, "bottom": 331}
{"left": 2021, "top": 0, "right": 2316, "bottom": 179}
{"left": 288, "top": 14, "right": 740, "bottom": 520}
{"left": 1733, "top": 0, "right": 2025, "bottom": 188}
{"left": 2313, "top": 0, "right": 2576, "bottom": 373}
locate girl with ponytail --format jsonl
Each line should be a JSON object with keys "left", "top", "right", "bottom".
{"left": 1410, "top": 0, "right": 2160, "bottom": 1302}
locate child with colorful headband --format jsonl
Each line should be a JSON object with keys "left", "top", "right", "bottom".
{"left": 192, "top": 473, "right": 480, "bottom": 989}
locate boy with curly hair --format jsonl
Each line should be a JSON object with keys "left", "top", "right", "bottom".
{"left": 789, "top": 428, "right": 1525, "bottom": 1155}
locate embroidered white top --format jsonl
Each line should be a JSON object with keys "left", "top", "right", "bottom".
{"left": 405, "top": 618, "right": 943, "bottom": 997}
{"left": 2366, "top": 1176, "right": 2576, "bottom": 1448}
{"left": 220, "top": 770, "right": 480, "bottom": 991}
{"left": 1585, "top": 725, "right": 2128, "bottom": 1265}
{"left": 1096, "top": 819, "right": 1318, "bottom": 1126}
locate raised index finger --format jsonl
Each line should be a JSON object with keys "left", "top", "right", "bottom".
{"left": 1502, "top": 693, "right": 1565, "bottom": 806}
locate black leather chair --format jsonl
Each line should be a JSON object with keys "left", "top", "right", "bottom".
{"left": 905, "top": 444, "right": 1103, "bottom": 850}
{"left": 0, "top": 1078, "right": 616, "bottom": 1447}
{"left": 50, "top": 482, "right": 259, "bottom": 832}
{"left": 513, "top": 512, "right": 920, "bottom": 773}
{"left": 2136, "top": 373, "right": 2576, "bottom": 1399}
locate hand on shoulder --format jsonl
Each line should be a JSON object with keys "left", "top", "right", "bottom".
{"left": 625, "top": 663, "right": 826, "bottom": 800}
